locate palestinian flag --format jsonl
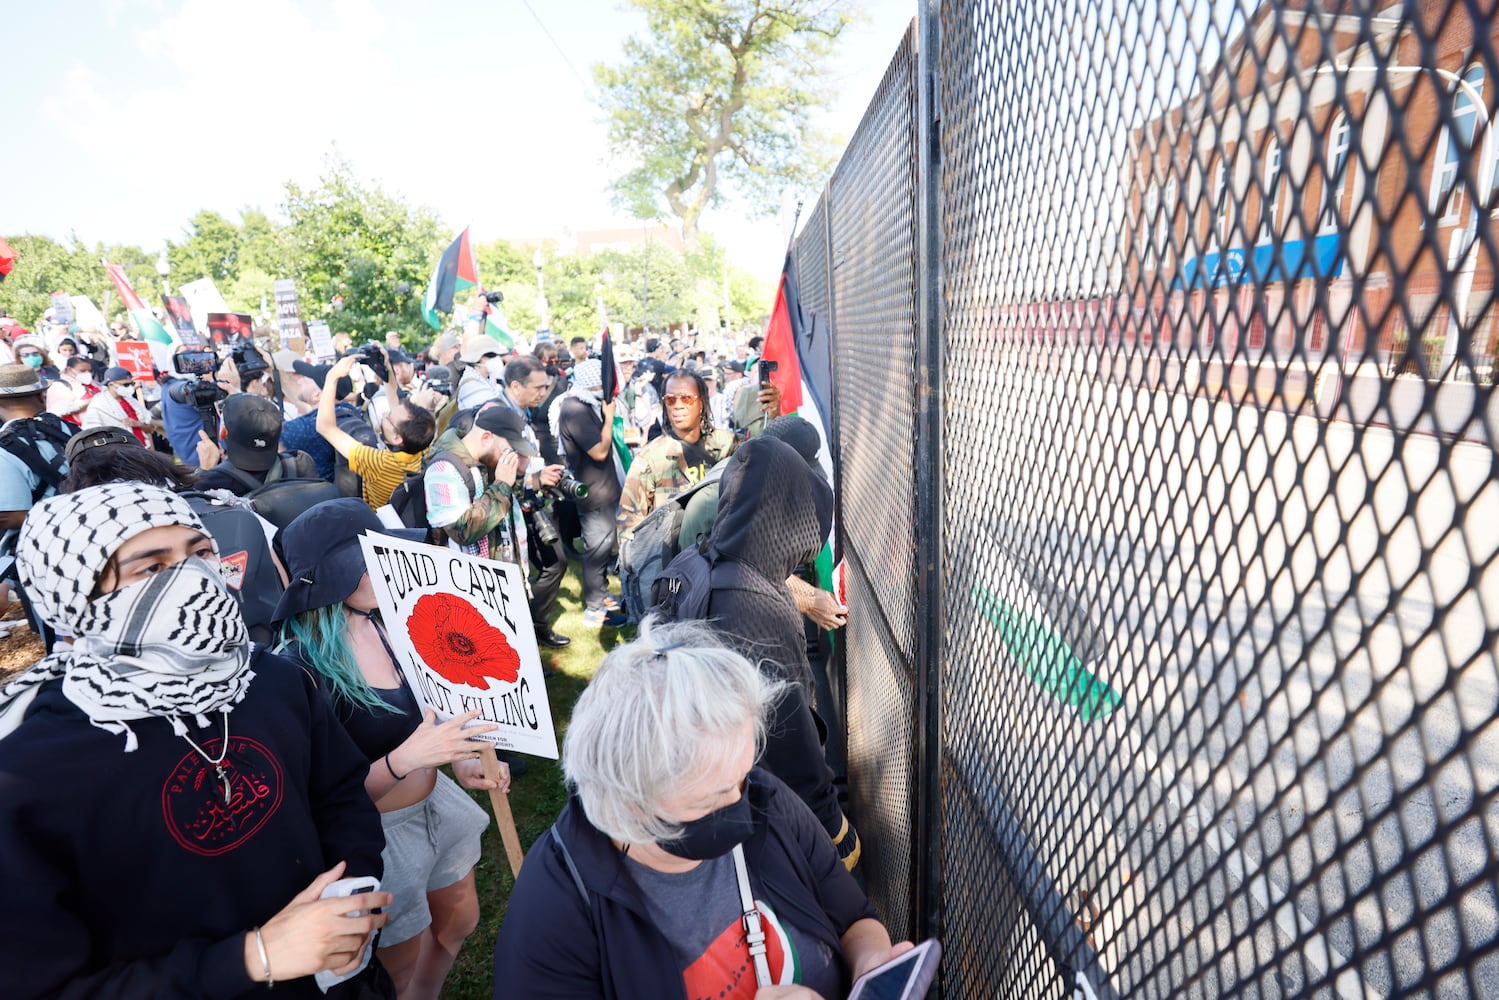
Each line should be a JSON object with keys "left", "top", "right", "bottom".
{"left": 104, "top": 262, "right": 175, "bottom": 349}
{"left": 761, "top": 253, "right": 838, "bottom": 599}
{"left": 599, "top": 328, "right": 632, "bottom": 474}
{"left": 484, "top": 307, "right": 515, "bottom": 350}
{"left": 0, "top": 237, "right": 15, "bottom": 283}
{"left": 422, "top": 227, "right": 478, "bottom": 330}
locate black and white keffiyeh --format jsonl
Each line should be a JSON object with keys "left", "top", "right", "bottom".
{"left": 0, "top": 483, "right": 254, "bottom": 750}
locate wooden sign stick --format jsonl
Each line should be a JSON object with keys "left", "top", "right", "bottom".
{"left": 479, "top": 746, "right": 525, "bottom": 877}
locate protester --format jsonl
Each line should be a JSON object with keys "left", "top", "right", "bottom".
{"left": 12, "top": 336, "right": 58, "bottom": 381}
{"left": 196, "top": 393, "right": 318, "bottom": 496}
{"left": 453, "top": 335, "right": 505, "bottom": 411}
{"left": 272, "top": 349, "right": 318, "bottom": 417}
{"left": 492, "top": 617, "right": 910, "bottom": 996}
{"left": 0, "top": 363, "right": 75, "bottom": 548}
{"left": 529, "top": 343, "right": 567, "bottom": 466}
{"left": 81, "top": 366, "right": 153, "bottom": 445}
{"left": 314, "top": 352, "right": 435, "bottom": 509}
{"left": 283, "top": 360, "right": 379, "bottom": 488}
{"left": 276, "top": 499, "right": 507, "bottom": 1000}
{"left": 554, "top": 359, "right": 623, "bottom": 627}
{"left": 45, "top": 356, "right": 96, "bottom": 427}
{"left": 423, "top": 404, "right": 572, "bottom": 648}
{"left": 0, "top": 483, "right": 394, "bottom": 998}
{"left": 61, "top": 426, "right": 194, "bottom": 493}
{"left": 616, "top": 369, "right": 736, "bottom": 540}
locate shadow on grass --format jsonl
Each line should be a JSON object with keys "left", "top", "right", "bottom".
{"left": 444, "top": 559, "right": 629, "bottom": 999}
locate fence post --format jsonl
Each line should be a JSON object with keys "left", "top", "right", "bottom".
{"left": 912, "top": 0, "right": 945, "bottom": 951}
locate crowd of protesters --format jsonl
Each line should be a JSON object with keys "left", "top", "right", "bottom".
{"left": 0, "top": 301, "right": 903, "bottom": 999}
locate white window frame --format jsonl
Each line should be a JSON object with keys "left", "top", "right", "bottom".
{"left": 1259, "top": 139, "right": 1284, "bottom": 243}
{"left": 1318, "top": 114, "right": 1352, "bottom": 235}
{"left": 1428, "top": 67, "right": 1485, "bottom": 223}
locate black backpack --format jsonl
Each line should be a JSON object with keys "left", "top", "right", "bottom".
{"left": 649, "top": 542, "right": 741, "bottom": 622}
{"left": 0, "top": 412, "right": 76, "bottom": 503}
{"left": 181, "top": 491, "right": 285, "bottom": 645}
{"left": 383, "top": 450, "right": 469, "bottom": 545}
{"left": 618, "top": 466, "right": 724, "bottom": 621}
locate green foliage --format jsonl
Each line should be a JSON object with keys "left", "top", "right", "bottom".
{"left": 282, "top": 157, "right": 448, "bottom": 342}
{"left": 593, "top": 0, "right": 854, "bottom": 246}
{"left": 0, "top": 233, "right": 162, "bottom": 328}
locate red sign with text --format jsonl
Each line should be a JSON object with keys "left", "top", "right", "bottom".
{"left": 115, "top": 340, "right": 157, "bottom": 382}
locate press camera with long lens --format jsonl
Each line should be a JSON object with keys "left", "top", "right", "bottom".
{"left": 515, "top": 471, "right": 588, "bottom": 549}
{"left": 352, "top": 343, "right": 389, "bottom": 382}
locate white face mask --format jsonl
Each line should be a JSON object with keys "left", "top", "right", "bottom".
{"left": 75, "top": 373, "right": 93, "bottom": 386}
{"left": 485, "top": 357, "right": 506, "bottom": 378}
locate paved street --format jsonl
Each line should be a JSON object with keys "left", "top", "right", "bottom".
{"left": 942, "top": 364, "right": 1499, "bottom": 998}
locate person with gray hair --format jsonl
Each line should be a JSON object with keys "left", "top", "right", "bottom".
{"left": 492, "top": 618, "right": 911, "bottom": 998}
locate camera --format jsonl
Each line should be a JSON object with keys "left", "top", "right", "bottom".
{"left": 166, "top": 376, "right": 227, "bottom": 439}
{"left": 481, "top": 291, "right": 504, "bottom": 304}
{"left": 353, "top": 343, "right": 389, "bottom": 383}
{"left": 172, "top": 350, "right": 219, "bottom": 377}
{"left": 552, "top": 472, "right": 588, "bottom": 500}
{"left": 231, "top": 344, "right": 268, "bottom": 379}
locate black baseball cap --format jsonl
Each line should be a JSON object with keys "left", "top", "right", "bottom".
{"left": 473, "top": 405, "right": 539, "bottom": 457}
{"left": 222, "top": 394, "right": 284, "bottom": 472}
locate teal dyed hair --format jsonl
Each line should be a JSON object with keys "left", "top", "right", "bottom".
{"left": 281, "top": 604, "right": 393, "bottom": 715}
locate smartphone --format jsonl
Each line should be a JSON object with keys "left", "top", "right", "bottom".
{"left": 846, "top": 939, "right": 941, "bottom": 1000}
{"left": 319, "top": 875, "right": 381, "bottom": 916}
{"left": 759, "top": 359, "right": 779, "bottom": 386}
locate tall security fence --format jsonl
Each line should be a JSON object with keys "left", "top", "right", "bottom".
{"left": 812, "top": 3, "right": 1499, "bottom": 997}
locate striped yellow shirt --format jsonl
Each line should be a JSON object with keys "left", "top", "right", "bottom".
{"left": 347, "top": 443, "right": 424, "bottom": 509}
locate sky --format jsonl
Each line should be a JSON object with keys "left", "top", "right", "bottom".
{"left": 0, "top": 0, "right": 919, "bottom": 284}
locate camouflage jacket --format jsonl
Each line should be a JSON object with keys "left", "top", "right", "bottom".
{"left": 616, "top": 427, "right": 737, "bottom": 538}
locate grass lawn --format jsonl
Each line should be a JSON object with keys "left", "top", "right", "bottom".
{"left": 443, "top": 558, "right": 631, "bottom": 998}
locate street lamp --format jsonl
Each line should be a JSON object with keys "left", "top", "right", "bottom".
{"left": 155, "top": 250, "right": 171, "bottom": 295}
{"left": 532, "top": 249, "right": 549, "bottom": 332}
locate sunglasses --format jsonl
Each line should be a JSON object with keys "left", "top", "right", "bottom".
{"left": 662, "top": 394, "right": 701, "bottom": 406}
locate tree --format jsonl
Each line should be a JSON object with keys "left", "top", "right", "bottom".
{"left": 281, "top": 157, "right": 447, "bottom": 342}
{"left": 593, "top": 0, "right": 854, "bottom": 249}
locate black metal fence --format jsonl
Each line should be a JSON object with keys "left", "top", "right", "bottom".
{"left": 811, "top": 2, "right": 1499, "bottom": 997}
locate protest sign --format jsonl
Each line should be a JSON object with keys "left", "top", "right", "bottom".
{"left": 205, "top": 312, "right": 254, "bottom": 347}
{"left": 272, "top": 279, "right": 306, "bottom": 346}
{"left": 162, "top": 295, "right": 203, "bottom": 346}
{"left": 114, "top": 340, "right": 157, "bottom": 381}
{"left": 357, "top": 532, "right": 559, "bottom": 760}
{"left": 177, "top": 277, "right": 231, "bottom": 335}
{"left": 307, "top": 319, "right": 337, "bottom": 361}
{"left": 69, "top": 295, "right": 107, "bottom": 333}
{"left": 49, "top": 293, "right": 75, "bottom": 327}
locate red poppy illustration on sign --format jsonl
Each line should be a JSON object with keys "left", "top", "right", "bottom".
{"left": 406, "top": 592, "right": 520, "bottom": 690}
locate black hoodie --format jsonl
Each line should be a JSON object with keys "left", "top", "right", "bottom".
{"left": 705, "top": 438, "right": 846, "bottom": 842}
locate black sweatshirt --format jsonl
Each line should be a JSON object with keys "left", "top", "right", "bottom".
{"left": 0, "top": 648, "right": 385, "bottom": 999}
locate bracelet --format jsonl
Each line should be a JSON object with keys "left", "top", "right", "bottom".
{"left": 384, "top": 752, "right": 408, "bottom": 781}
{"left": 253, "top": 925, "right": 274, "bottom": 988}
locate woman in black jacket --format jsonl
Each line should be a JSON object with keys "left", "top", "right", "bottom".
{"left": 493, "top": 618, "right": 910, "bottom": 999}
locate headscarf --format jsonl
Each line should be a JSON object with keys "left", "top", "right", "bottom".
{"left": 0, "top": 483, "right": 253, "bottom": 749}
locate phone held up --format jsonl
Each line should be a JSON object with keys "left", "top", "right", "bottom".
{"left": 846, "top": 939, "right": 942, "bottom": 1000}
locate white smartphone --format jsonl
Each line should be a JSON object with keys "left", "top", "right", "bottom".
{"left": 319, "top": 875, "right": 381, "bottom": 916}
{"left": 846, "top": 939, "right": 941, "bottom": 1000}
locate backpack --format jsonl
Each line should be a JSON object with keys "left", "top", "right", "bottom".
{"left": 244, "top": 476, "right": 343, "bottom": 533}
{"left": 181, "top": 491, "right": 285, "bottom": 645}
{"left": 0, "top": 412, "right": 76, "bottom": 503}
{"left": 617, "top": 465, "right": 725, "bottom": 621}
{"left": 382, "top": 450, "right": 469, "bottom": 545}
{"left": 648, "top": 541, "right": 741, "bottom": 622}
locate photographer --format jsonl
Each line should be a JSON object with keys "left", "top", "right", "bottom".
{"left": 160, "top": 345, "right": 225, "bottom": 468}
{"left": 195, "top": 394, "right": 318, "bottom": 496}
{"left": 281, "top": 361, "right": 379, "bottom": 486}
{"left": 314, "top": 351, "right": 435, "bottom": 509}
{"left": 423, "top": 404, "right": 572, "bottom": 649}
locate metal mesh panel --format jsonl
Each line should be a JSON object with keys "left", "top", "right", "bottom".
{"left": 826, "top": 25, "right": 921, "bottom": 943}
{"left": 796, "top": 198, "right": 831, "bottom": 327}
{"left": 930, "top": 0, "right": 1499, "bottom": 997}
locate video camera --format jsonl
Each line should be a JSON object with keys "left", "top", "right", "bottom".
{"left": 168, "top": 349, "right": 228, "bottom": 438}
{"left": 352, "top": 343, "right": 389, "bottom": 383}
{"left": 231, "top": 344, "right": 268, "bottom": 379}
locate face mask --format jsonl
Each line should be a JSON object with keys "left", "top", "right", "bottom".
{"left": 20, "top": 355, "right": 42, "bottom": 368}
{"left": 76, "top": 373, "right": 93, "bottom": 386}
{"left": 74, "top": 557, "right": 248, "bottom": 674}
{"left": 658, "top": 789, "right": 754, "bottom": 860}
{"left": 485, "top": 357, "right": 506, "bottom": 378}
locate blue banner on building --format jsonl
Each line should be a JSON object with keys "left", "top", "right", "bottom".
{"left": 1175, "top": 232, "right": 1344, "bottom": 289}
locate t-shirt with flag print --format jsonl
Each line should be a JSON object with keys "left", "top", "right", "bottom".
{"left": 624, "top": 850, "right": 841, "bottom": 1000}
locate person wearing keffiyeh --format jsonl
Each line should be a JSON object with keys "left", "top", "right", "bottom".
{"left": 0, "top": 482, "right": 396, "bottom": 998}
{"left": 554, "top": 359, "right": 626, "bottom": 626}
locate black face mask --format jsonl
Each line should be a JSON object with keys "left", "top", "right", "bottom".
{"left": 659, "top": 790, "right": 754, "bottom": 860}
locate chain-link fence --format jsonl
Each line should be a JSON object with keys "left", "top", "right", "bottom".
{"left": 808, "top": 2, "right": 1499, "bottom": 997}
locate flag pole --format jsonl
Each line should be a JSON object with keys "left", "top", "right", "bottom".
{"left": 786, "top": 200, "right": 803, "bottom": 255}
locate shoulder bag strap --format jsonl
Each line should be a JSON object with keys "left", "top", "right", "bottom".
{"left": 733, "top": 844, "right": 773, "bottom": 989}
{"left": 219, "top": 461, "right": 265, "bottom": 493}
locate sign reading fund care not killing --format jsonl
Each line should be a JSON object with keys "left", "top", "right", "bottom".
{"left": 358, "top": 532, "right": 558, "bottom": 759}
